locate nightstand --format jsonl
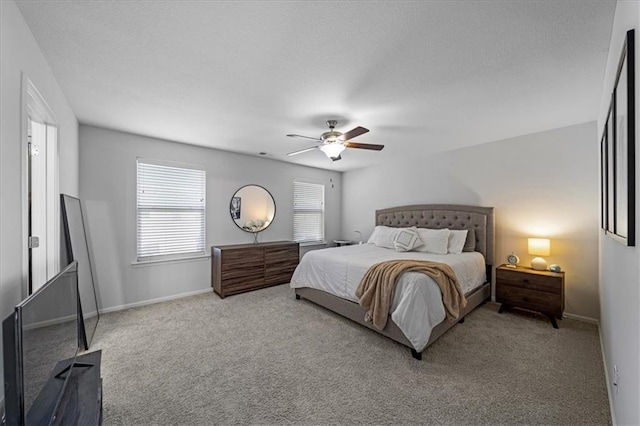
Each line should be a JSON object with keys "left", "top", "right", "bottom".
{"left": 496, "top": 264, "right": 565, "bottom": 328}
{"left": 333, "top": 240, "right": 354, "bottom": 247}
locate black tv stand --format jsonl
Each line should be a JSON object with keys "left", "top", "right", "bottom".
{"left": 54, "top": 361, "right": 94, "bottom": 379}
{"left": 26, "top": 350, "right": 103, "bottom": 425}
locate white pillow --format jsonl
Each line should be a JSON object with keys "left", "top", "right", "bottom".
{"left": 369, "top": 226, "right": 401, "bottom": 249}
{"left": 413, "top": 228, "right": 450, "bottom": 254}
{"left": 447, "top": 229, "right": 468, "bottom": 254}
{"left": 393, "top": 227, "right": 423, "bottom": 252}
{"left": 366, "top": 226, "right": 384, "bottom": 244}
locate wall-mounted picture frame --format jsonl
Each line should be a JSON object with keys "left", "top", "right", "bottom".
{"left": 607, "top": 103, "right": 615, "bottom": 231}
{"left": 601, "top": 29, "right": 635, "bottom": 246}
{"left": 230, "top": 196, "right": 241, "bottom": 219}
{"left": 600, "top": 126, "right": 607, "bottom": 230}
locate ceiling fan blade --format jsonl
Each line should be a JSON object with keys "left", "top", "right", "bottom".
{"left": 344, "top": 142, "right": 384, "bottom": 151}
{"left": 287, "top": 146, "right": 319, "bottom": 156}
{"left": 341, "top": 126, "right": 369, "bottom": 141}
{"left": 287, "top": 134, "right": 322, "bottom": 141}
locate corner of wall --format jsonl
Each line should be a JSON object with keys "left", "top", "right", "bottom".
{"left": 597, "top": 2, "right": 640, "bottom": 425}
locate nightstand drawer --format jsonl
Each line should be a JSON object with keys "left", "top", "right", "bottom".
{"left": 496, "top": 284, "right": 562, "bottom": 315}
{"left": 496, "top": 269, "right": 561, "bottom": 294}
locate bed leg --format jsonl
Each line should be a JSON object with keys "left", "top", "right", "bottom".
{"left": 458, "top": 317, "right": 465, "bottom": 324}
{"left": 295, "top": 294, "right": 301, "bottom": 300}
{"left": 410, "top": 348, "right": 422, "bottom": 360}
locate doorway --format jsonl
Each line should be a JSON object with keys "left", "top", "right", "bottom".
{"left": 22, "top": 76, "right": 59, "bottom": 296}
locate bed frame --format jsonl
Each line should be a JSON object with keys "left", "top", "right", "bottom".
{"left": 294, "top": 204, "right": 495, "bottom": 360}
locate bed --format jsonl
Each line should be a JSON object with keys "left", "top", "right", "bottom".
{"left": 291, "top": 204, "right": 494, "bottom": 360}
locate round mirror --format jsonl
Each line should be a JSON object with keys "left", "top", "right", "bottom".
{"left": 230, "top": 185, "right": 276, "bottom": 235}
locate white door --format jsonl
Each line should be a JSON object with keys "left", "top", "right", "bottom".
{"left": 29, "top": 119, "right": 48, "bottom": 292}
{"left": 23, "top": 77, "right": 59, "bottom": 295}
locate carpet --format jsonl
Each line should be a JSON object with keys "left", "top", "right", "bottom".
{"left": 89, "top": 284, "right": 611, "bottom": 425}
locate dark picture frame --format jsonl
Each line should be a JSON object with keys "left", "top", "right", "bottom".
{"left": 230, "top": 196, "right": 241, "bottom": 219}
{"left": 601, "top": 29, "right": 635, "bottom": 246}
{"left": 601, "top": 126, "right": 608, "bottom": 230}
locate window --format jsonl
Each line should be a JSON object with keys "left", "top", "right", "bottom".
{"left": 293, "top": 180, "right": 324, "bottom": 244}
{"left": 136, "top": 159, "right": 206, "bottom": 261}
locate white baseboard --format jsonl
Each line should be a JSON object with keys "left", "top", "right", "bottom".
{"left": 99, "top": 288, "right": 213, "bottom": 314}
{"left": 563, "top": 312, "right": 598, "bottom": 324}
{"left": 598, "top": 321, "right": 617, "bottom": 426}
{"left": 565, "top": 312, "right": 614, "bottom": 423}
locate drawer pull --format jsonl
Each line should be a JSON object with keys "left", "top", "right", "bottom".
{"left": 522, "top": 279, "right": 530, "bottom": 284}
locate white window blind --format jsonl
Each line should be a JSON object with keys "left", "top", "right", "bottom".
{"left": 137, "top": 160, "right": 206, "bottom": 260}
{"left": 293, "top": 180, "right": 324, "bottom": 244}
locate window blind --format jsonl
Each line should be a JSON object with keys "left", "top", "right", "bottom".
{"left": 293, "top": 180, "right": 324, "bottom": 243}
{"left": 137, "top": 160, "right": 206, "bottom": 260}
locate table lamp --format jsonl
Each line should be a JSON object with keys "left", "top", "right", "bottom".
{"left": 528, "top": 238, "right": 550, "bottom": 270}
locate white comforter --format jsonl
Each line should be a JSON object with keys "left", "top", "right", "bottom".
{"left": 290, "top": 244, "right": 486, "bottom": 351}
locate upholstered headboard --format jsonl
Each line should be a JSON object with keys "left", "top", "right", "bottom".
{"left": 375, "top": 204, "right": 495, "bottom": 266}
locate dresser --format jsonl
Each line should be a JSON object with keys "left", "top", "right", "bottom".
{"left": 211, "top": 241, "right": 299, "bottom": 298}
{"left": 496, "top": 264, "right": 565, "bottom": 328}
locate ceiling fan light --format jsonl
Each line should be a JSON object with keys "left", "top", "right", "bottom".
{"left": 320, "top": 143, "right": 346, "bottom": 160}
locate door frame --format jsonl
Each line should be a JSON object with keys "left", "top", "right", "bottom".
{"left": 21, "top": 74, "right": 60, "bottom": 298}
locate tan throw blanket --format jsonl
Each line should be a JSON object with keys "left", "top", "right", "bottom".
{"left": 355, "top": 260, "right": 468, "bottom": 330}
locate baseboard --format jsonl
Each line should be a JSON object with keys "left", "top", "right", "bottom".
{"left": 99, "top": 288, "right": 213, "bottom": 314}
{"left": 561, "top": 314, "right": 616, "bottom": 424}
{"left": 563, "top": 312, "right": 598, "bottom": 324}
{"left": 598, "top": 321, "right": 617, "bottom": 426}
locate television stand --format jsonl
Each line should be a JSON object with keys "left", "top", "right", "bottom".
{"left": 26, "top": 350, "right": 103, "bottom": 425}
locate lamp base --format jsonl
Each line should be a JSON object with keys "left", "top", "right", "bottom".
{"left": 531, "top": 257, "right": 548, "bottom": 271}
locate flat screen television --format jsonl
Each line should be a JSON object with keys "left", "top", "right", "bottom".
{"left": 3, "top": 261, "right": 79, "bottom": 425}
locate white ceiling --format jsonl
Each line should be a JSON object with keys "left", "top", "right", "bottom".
{"left": 16, "top": 1, "right": 615, "bottom": 172}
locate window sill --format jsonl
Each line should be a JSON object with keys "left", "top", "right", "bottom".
{"left": 132, "top": 254, "right": 210, "bottom": 267}
{"left": 299, "top": 241, "right": 327, "bottom": 247}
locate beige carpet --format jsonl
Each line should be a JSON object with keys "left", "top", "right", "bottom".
{"left": 89, "top": 284, "right": 611, "bottom": 425}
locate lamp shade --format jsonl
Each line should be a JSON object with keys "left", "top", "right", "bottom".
{"left": 319, "top": 143, "right": 346, "bottom": 159}
{"left": 528, "top": 238, "right": 550, "bottom": 256}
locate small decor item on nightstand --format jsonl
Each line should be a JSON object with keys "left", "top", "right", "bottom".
{"left": 506, "top": 253, "right": 519, "bottom": 268}
{"left": 549, "top": 264, "right": 562, "bottom": 272}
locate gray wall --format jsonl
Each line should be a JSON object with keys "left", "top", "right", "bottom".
{"left": 79, "top": 125, "right": 342, "bottom": 311}
{"left": 0, "top": 0, "right": 79, "bottom": 405}
{"left": 341, "top": 122, "right": 599, "bottom": 320}
{"left": 596, "top": 2, "right": 640, "bottom": 424}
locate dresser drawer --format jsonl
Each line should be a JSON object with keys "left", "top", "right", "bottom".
{"left": 265, "top": 263, "right": 297, "bottom": 284}
{"left": 265, "top": 244, "right": 299, "bottom": 261}
{"left": 220, "top": 274, "right": 266, "bottom": 293}
{"left": 221, "top": 248, "right": 264, "bottom": 270}
{"left": 221, "top": 257, "right": 264, "bottom": 272}
{"left": 221, "top": 267, "right": 264, "bottom": 284}
{"left": 265, "top": 268, "right": 296, "bottom": 285}
{"left": 496, "top": 284, "right": 562, "bottom": 315}
{"left": 496, "top": 269, "right": 561, "bottom": 294}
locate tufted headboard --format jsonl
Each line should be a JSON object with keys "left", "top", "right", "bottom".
{"left": 375, "top": 204, "right": 495, "bottom": 266}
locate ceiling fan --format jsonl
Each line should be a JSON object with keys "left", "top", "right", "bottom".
{"left": 286, "top": 120, "right": 384, "bottom": 161}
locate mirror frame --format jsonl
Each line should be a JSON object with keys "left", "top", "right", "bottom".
{"left": 229, "top": 184, "right": 276, "bottom": 235}
{"left": 60, "top": 194, "right": 100, "bottom": 350}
